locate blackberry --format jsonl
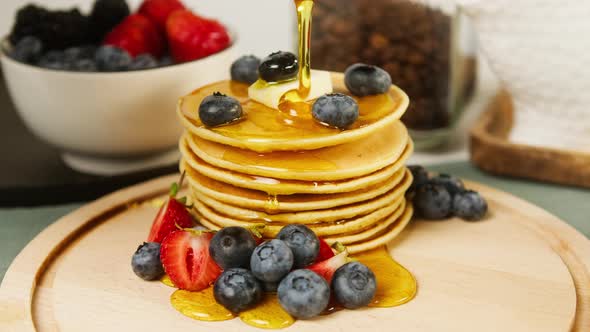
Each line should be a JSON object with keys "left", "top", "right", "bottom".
{"left": 89, "top": 0, "right": 130, "bottom": 42}
{"left": 9, "top": 5, "right": 91, "bottom": 51}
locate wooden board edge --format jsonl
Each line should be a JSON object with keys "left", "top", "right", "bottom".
{"left": 0, "top": 175, "right": 588, "bottom": 331}
{"left": 468, "top": 181, "right": 590, "bottom": 331}
{"left": 0, "top": 174, "right": 179, "bottom": 332}
{"left": 469, "top": 91, "right": 590, "bottom": 189}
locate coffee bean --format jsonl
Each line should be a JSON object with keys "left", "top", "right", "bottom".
{"left": 311, "top": 0, "right": 474, "bottom": 131}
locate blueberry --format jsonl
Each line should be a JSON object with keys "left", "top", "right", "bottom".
{"left": 414, "top": 183, "right": 452, "bottom": 220}
{"left": 209, "top": 226, "right": 257, "bottom": 269}
{"left": 199, "top": 92, "right": 243, "bottom": 127}
{"left": 64, "top": 46, "right": 93, "bottom": 62}
{"left": 408, "top": 165, "right": 430, "bottom": 194}
{"left": 129, "top": 54, "right": 158, "bottom": 71}
{"left": 131, "top": 242, "right": 164, "bottom": 281}
{"left": 277, "top": 224, "right": 320, "bottom": 268}
{"left": 38, "top": 50, "right": 66, "bottom": 70}
{"left": 250, "top": 239, "right": 294, "bottom": 282}
{"left": 332, "top": 262, "right": 376, "bottom": 309}
{"left": 94, "top": 45, "right": 131, "bottom": 72}
{"left": 214, "top": 268, "right": 263, "bottom": 313}
{"left": 312, "top": 93, "right": 359, "bottom": 129}
{"left": 430, "top": 174, "right": 465, "bottom": 197}
{"left": 72, "top": 59, "right": 97, "bottom": 72}
{"left": 344, "top": 63, "right": 392, "bottom": 97}
{"left": 10, "top": 36, "right": 43, "bottom": 64}
{"left": 231, "top": 55, "right": 260, "bottom": 84}
{"left": 258, "top": 51, "right": 298, "bottom": 82}
{"left": 278, "top": 269, "right": 330, "bottom": 319}
{"left": 453, "top": 190, "right": 488, "bottom": 221}
{"left": 159, "top": 55, "right": 174, "bottom": 67}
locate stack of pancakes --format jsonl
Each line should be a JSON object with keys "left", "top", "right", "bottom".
{"left": 177, "top": 74, "right": 413, "bottom": 254}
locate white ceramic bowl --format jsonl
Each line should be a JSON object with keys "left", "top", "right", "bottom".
{"left": 0, "top": 39, "right": 236, "bottom": 175}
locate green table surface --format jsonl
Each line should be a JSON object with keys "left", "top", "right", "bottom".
{"left": 1, "top": 161, "right": 589, "bottom": 284}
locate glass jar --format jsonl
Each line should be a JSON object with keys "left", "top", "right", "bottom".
{"left": 311, "top": 0, "right": 477, "bottom": 149}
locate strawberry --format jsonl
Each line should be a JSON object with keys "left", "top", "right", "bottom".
{"left": 147, "top": 178, "right": 194, "bottom": 243}
{"left": 103, "top": 14, "right": 165, "bottom": 57}
{"left": 166, "top": 10, "right": 231, "bottom": 63}
{"left": 139, "top": 0, "right": 185, "bottom": 32}
{"left": 316, "top": 238, "right": 336, "bottom": 263}
{"left": 308, "top": 245, "right": 348, "bottom": 284}
{"left": 160, "top": 230, "right": 221, "bottom": 291}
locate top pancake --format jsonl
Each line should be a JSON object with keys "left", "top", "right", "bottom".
{"left": 177, "top": 72, "right": 409, "bottom": 153}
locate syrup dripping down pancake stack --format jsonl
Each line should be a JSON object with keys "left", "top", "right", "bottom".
{"left": 177, "top": 73, "right": 413, "bottom": 254}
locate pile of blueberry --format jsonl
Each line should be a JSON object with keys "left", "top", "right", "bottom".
{"left": 132, "top": 224, "right": 377, "bottom": 319}
{"left": 9, "top": 38, "right": 168, "bottom": 72}
{"left": 214, "top": 52, "right": 393, "bottom": 130}
{"left": 408, "top": 165, "right": 488, "bottom": 221}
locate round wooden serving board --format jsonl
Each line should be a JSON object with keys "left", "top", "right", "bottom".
{"left": 1, "top": 175, "right": 589, "bottom": 332}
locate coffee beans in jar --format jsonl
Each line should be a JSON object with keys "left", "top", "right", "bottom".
{"left": 311, "top": 0, "right": 476, "bottom": 147}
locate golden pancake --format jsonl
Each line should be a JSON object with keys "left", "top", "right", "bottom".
{"left": 340, "top": 204, "right": 413, "bottom": 254}
{"left": 192, "top": 196, "right": 406, "bottom": 238}
{"left": 193, "top": 174, "right": 409, "bottom": 223}
{"left": 177, "top": 73, "right": 409, "bottom": 153}
{"left": 324, "top": 200, "right": 406, "bottom": 245}
{"left": 184, "top": 120, "right": 408, "bottom": 181}
{"left": 186, "top": 166, "right": 408, "bottom": 212}
{"left": 323, "top": 201, "right": 407, "bottom": 245}
{"left": 180, "top": 138, "right": 413, "bottom": 195}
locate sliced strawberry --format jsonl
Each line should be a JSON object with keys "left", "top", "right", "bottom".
{"left": 103, "top": 14, "right": 165, "bottom": 57}
{"left": 147, "top": 198, "right": 194, "bottom": 243}
{"left": 139, "top": 0, "right": 186, "bottom": 32}
{"left": 166, "top": 10, "right": 231, "bottom": 63}
{"left": 316, "top": 238, "right": 336, "bottom": 263}
{"left": 160, "top": 230, "right": 221, "bottom": 291}
{"left": 308, "top": 249, "right": 348, "bottom": 284}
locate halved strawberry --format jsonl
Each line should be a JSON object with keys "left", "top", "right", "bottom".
{"left": 147, "top": 199, "right": 193, "bottom": 243}
{"left": 308, "top": 246, "right": 348, "bottom": 284}
{"left": 147, "top": 177, "right": 194, "bottom": 243}
{"left": 160, "top": 230, "right": 221, "bottom": 291}
{"left": 103, "top": 14, "right": 165, "bottom": 57}
{"left": 166, "top": 10, "right": 231, "bottom": 63}
{"left": 139, "top": 0, "right": 186, "bottom": 32}
{"left": 316, "top": 238, "right": 336, "bottom": 263}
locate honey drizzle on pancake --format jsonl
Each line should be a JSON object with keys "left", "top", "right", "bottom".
{"left": 180, "top": 80, "right": 399, "bottom": 142}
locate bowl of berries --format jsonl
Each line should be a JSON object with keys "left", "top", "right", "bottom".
{"left": 0, "top": 0, "right": 236, "bottom": 175}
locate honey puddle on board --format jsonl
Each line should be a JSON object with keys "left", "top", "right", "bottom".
{"left": 167, "top": 247, "right": 417, "bottom": 329}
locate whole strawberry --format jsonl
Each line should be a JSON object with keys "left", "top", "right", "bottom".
{"left": 166, "top": 10, "right": 230, "bottom": 63}
{"left": 139, "top": 0, "right": 185, "bottom": 32}
{"left": 103, "top": 14, "right": 165, "bottom": 58}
